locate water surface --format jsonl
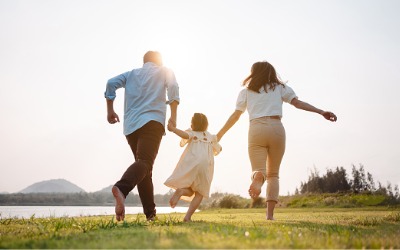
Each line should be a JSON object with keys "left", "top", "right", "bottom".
{"left": 0, "top": 206, "right": 189, "bottom": 218}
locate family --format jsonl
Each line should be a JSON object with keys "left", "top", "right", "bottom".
{"left": 104, "top": 51, "right": 337, "bottom": 222}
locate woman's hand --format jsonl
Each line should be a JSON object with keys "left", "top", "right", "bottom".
{"left": 291, "top": 98, "right": 337, "bottom": 122}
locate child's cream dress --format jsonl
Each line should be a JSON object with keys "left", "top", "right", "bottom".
{"left": 164, "top": 129, "right": 222, "bottom": 201}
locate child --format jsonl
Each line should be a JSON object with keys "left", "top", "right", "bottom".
{"left": 165, "top": 113, "right": 222, "bottom": 222}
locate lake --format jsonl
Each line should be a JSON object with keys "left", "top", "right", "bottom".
{"left": 0, "top": 206, "right": 190, "bottom": 219}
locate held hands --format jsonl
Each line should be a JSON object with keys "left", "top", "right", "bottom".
{"left": 321, "top": 111, "right": 337, "bottom": 122}
{"left": 167, "top": 117, "right": 176, "bottom": 132}
{"left": 107, "top": 111, "right": 120, "bottom": 124}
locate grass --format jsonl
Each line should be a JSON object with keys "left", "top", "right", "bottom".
{"left": 1, "top": 207, "right": 399, "bottom": 249}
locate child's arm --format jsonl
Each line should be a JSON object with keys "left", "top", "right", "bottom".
{"left": 168, "top": 122, "right": 190, "bottom": 139}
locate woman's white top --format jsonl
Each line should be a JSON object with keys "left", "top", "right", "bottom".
{"left": 235, "top": 84, "right": 297, "bottom": 120}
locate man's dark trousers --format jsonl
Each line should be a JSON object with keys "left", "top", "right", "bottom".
{"left": 114, "top": 121, "right": 164, "bottom": 219}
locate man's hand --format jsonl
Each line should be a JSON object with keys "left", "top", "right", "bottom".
{"left": 321, "top": 111, "right": 337, "bottom": 122}
{"left": 168, "top": 100, "right": 178, "bottom": 132}
{"left": 167, "top": 121, "right": 175, "bottom": 132}
{"left": 107, "top": 111, "right": 120, "bottom": 124}
{"left": 168, "top": 117, "right": 176, "bottom": 131}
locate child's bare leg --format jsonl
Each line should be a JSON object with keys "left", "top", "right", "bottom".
{"left": 184, "top": 192, "right": 203, "bottom": 222}
{"left": 266, "top": 200, "right": 276, "bottom": 220}
{"left": 169, "top": 188, "right": 193, "bottom": 208}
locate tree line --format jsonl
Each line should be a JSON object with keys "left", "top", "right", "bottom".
{"left": 296, "top": 164, "right": 399, "bottom": 203}
{"left": 0, "top": 190, "right": 176, "bottom": 206}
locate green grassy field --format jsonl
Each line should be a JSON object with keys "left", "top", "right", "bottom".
{"left": 1, "top": 207, "right": 399, "bottom": 249}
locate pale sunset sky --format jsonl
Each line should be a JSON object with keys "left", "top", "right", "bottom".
{"left": 1, "top": 0, "right": 399, "bottom": 198}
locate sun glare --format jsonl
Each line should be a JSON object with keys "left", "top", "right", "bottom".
{"left": 144, "top": 27, "right": 201, "bottom": 72}
{"left": 158, "top": 42, "right": 191, "bottom": 70}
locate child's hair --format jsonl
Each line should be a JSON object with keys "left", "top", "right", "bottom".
{"left": 191, "top": 113, "right": 208, "bottom": 132}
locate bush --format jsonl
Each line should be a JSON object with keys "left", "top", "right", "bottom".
{"left": 218, "top": 195, "right": 243, "bottom": 208}
{"left": 200, "top": 193, "right": 250, "bottom": 209}
{"left": 250, "top": 197, "right": 266, "bottom": 208}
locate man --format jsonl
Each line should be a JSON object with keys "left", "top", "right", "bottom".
{"left": 104, "top": 51, "right": 179, "bottom": 221}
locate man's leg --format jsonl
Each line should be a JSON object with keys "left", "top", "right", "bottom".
{"left": 137, "top": 173, "right": 157, "bottom": 220}
{"left": 112, "top": 128, "right": 141, "bottom": 221}
{"left": 136, "top": 121, "right": 164, "bottom": 220}
{"left": 114, "top": 121, "right": 164, "bottom": 220}
{"left": 112, "top": 185, "right": 126, "bottom": 221}
{"left": 111, "top": 130, "right": 138, "bottom": 221}
{"left": 126, "top": 121, "right": 165, "bottom": 220}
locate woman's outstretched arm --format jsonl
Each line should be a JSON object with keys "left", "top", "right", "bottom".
{"left": 290, "top": 98, "right": 337, "bottom": 122}
{"left": 217, "top": 110, "right": 243, "bottom": 141}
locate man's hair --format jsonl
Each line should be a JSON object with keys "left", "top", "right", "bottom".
{"left": 143, "top": 51, "right": 163, "bottom": 66}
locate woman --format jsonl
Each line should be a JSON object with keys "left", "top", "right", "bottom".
{"left": 217, "top": 61, "right": 337, "bottom": 220}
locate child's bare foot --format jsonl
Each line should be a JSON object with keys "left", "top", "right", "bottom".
{"left": 249, "top": 172, "right": 265, "bottom": 199}
{"left": 169, "top": 189, "right": 183, "bottom": 208}
{"left": 112, "top": 186, "right": 125, "bottom": 221}
{"left": 183, "top": 217, "right": 192, "bottom": 222}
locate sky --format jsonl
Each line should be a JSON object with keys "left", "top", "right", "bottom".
{"left": 1, "top": 0, "right": 399, "bottom": 198}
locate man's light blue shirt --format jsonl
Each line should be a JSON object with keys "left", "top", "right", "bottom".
{"left": 105, "top": 62, "right": 180, "bottom": 135}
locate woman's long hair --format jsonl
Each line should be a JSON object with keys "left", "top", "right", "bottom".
{"left": 242, "top": 61, "right": 285, "bottom": 93}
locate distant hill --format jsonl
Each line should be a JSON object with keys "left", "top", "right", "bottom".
{"left": 19, "top": 179, "right": 86, "bottom": 193}
{"left": 96, "top": 185, "right": 113, "bottom": 193}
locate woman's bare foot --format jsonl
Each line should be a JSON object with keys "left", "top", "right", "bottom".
{"left": 248, "top": 172, "right": 265, "bottom": 199}
{"left": 112, "top": 186, "right": 125, "bottom": 221}
{"left": 183, "top": 217, "right": 192, "bottom": 222}
{"left": 266, "top": 200, "right": 276, "bottom": 221}
{"left": 169, "top": 189, "right": 183, "bottom": 208}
